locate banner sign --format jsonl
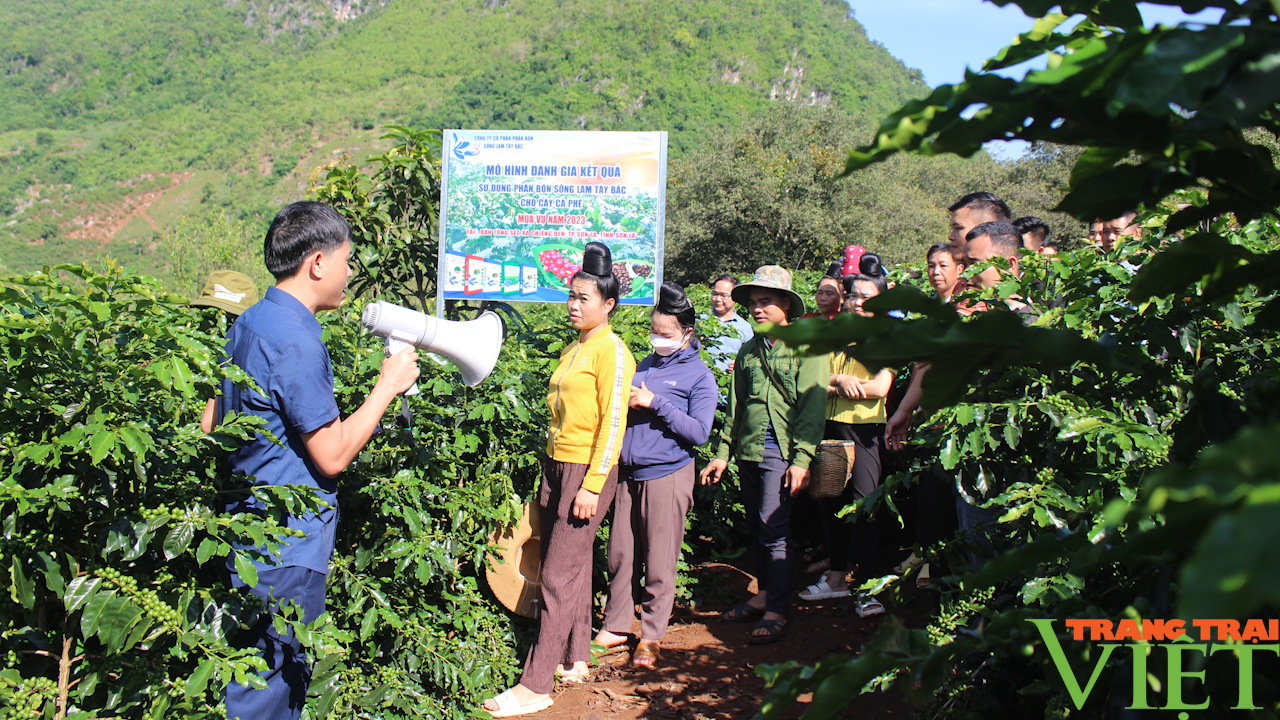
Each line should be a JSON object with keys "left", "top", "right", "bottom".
{"left": 436, "top": 130, "right": 667, "bottom": 314}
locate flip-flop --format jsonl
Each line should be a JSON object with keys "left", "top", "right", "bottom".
{"left": 893, "top": 552, "right": 923, "bottom": 576}
{"left": 592, "top": 631, "right": 629, "bottom": 655}
{"left": 631, "top": 641, "right": 660, "bottom": 668}
{"left": 555, "top": 663, "right": 590, "bottom": 684}
{"left": 483, "top": 689, "right": 553, "bottom": 718}
{"left": 798, "top": 578, "right": 852, "bottom": 601}
{"left": 720, "top": 601, "right": 766, "bottom": 623}
{"left": 916, "top": 563, "right": 933, "bottom": 589}
{"left": 747, "top": 617, "right": 788, "bottom": 645}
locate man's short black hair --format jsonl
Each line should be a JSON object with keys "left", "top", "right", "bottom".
{"left": 926, "top": 242, "right": 956, "bottom": 262}
{"left": 1013, "top": 216, "right": 1050, "bottom": 244}
{"left": 948, "top": 192, "right": 1011, "bottom": 222}
{"left": 712, "top": 274, "right": 738, "bottom": 288}
{"left": 263, "top": 201, "right": 353, "bottom": 280}
{"left": 966, "top": 221, "right": 1024, "bottom": 257}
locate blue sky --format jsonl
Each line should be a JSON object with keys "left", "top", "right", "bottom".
{"left": 843, "top": 2, "right": 1225, "bottom": 157}
{"left": 846, "top": 1, "right": 1226, "bottom": 88}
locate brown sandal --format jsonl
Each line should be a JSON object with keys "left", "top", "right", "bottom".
{"left": 631, "top": 641, "right": 660, "bottom": 668}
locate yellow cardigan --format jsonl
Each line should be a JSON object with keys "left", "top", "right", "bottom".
{"left": 546, "top": 325, "right": 637, "bottom": 493}
{"left": 826, "top": 348, "right": 895, "bottom": 424}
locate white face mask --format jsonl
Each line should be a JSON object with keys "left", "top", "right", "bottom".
{"left": 650, "top": 332, "right": 688, "bottom": 356}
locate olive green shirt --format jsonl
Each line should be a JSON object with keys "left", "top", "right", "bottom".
{"left": 714, "top": 335, "right": 829, "bottom": 470}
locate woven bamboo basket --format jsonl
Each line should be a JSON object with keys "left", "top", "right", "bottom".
{"left": 807, "top": 440, "right": 857, "bottom": 499}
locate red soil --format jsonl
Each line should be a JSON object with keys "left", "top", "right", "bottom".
{"left": 520, "top": 563, "right": 933, "bottom": 719}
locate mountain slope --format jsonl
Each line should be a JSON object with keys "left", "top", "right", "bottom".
{"left": 0, "top": 0, "right": 927, "bottom": 279}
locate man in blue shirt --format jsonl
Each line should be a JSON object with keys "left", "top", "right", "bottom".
{"left": 209, "top": 201, "right": 420, "bottom": 720}
{"left": 705, "top": 274, "right": 753, "bottom": 373}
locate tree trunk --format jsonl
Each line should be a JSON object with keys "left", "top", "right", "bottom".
{"left": 56, "top": 632, "right": 72, "bottom": 719}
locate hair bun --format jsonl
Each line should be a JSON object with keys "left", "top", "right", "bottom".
{"left": 824, "top": 259, "right": 844, "bottom": 280}
{"left": 581, "top": 241, "right": 613, "bottom": 277}
{"left": 656, "top": 281, "right": 692, "bottom": 315}
{"left": 859, "top": 252, "right": 885, "bottom": 277}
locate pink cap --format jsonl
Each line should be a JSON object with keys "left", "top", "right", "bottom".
{"left": 843, "top": 245, "right": 866, "bottom": 273}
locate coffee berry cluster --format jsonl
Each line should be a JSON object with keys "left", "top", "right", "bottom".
{"left": 97, "top": 567, "right": 182, "bottom": 629}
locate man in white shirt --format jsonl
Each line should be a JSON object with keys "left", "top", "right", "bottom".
{"left": 707, "top": 274, "right": 753, "bottom": 372}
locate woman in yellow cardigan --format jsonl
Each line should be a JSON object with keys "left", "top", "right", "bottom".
{"left": 484, "top": 242, "right": 636, "bottom": 718}
{"left": 798, "top": 267, "right": 895, "bottom": 617}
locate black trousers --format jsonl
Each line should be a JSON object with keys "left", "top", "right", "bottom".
{"left": 818, "top": 421, "right": 884, "bottom": 578}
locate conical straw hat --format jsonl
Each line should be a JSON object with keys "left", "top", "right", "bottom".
{"left": 486, "top": 502, "right": 543, "bottom": 618}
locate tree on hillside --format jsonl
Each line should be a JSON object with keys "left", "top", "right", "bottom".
{"left": 757, "top": 0, "right": 1280, "bottom": 716}
{"left": 664, "top": 103, "right": 1083, "bottom": 283}
{"left": 1, "top": 0, "right": 932, "bottom": 278}
{"left": 161, "top": 213, "right": 274, "bottom": 298}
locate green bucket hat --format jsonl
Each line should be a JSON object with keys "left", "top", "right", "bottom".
{"left": 191, "top": 270, "right": 260, "bottom": 316}
{"left": 731, "top": 265, "right": 806, "bottom": 320}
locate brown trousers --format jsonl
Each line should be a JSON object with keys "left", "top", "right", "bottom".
{"left": 602, "top": 462, "right": 696, "bottom": 642}
{"left": 520, "top": 458, "right": 618, "bottom": 695}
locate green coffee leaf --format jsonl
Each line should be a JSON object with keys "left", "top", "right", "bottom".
{"left": 195, "top": 537, "right": 219, "bottom": 565}
{"left": 163, "top": 522, "right": 194, "bottom": 561}
{"left": 9, "top": 556, "right": 33, "bottom": 609}
{"left": 183, "top": 658, "right": 216, "bottom": 698}
{"left": 89, "top": 430, "right": 117, "bottom": 466}
{"left": 233, "top": 553, "right": 258, "bottom": 589}
{"left": 63, "top": 576, "right": 102, "bottom": 613}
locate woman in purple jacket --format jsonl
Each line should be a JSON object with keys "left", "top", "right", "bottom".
{"left": 595, "top": 281, "right": 718, "bottom": 668}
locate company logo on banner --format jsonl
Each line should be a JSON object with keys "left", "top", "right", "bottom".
{"left": 1028, "top": 617, "right": 1278, "bottom": 714}
{"left": 436, "top": 130, "right": 668, "bottom": 314}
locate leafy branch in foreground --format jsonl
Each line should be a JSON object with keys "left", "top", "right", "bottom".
{"left": 842, "top": 0, "right": 1280, "bottom": 231}
{"left": 0, "top": 263, "right": 335, "bottom": 719}
{"left": 754, "top": 0, "right": 1280, "bottom": 716}
{"left": 760, "top": 216, "right": 1280, "bottom": 719}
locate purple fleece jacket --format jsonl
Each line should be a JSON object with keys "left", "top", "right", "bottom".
{"left": 619, "top": 339, "right": 718, "bottom": 481}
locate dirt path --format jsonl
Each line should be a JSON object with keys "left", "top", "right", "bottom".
{"left": 62, "top": 172, "right": 192, "bottom": 249}
{"left": 523, "top": 564, "right": 933, "bottom": 719}
{"left": 139, "top": 205, "right": 161, "bottom": 233}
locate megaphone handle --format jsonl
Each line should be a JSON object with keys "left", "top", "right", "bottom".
{"left": 386, "top": 337, "right": 420, "bottom": 396}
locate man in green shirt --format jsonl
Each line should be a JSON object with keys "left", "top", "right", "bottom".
{"left": 700, "top": 265, "right": 828, "bottom": 645}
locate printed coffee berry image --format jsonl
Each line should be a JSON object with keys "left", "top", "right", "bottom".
{"left": 612, "top": 261, "right": 652, "bottom": 297}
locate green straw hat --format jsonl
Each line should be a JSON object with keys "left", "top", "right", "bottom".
{"left": 730, "top": 265, "right": 806, "bottom": 320}
{"left": 191, "top": 270, "right": 260, "bottom": 316}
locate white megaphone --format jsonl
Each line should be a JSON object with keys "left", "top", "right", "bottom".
{"left": 361, "top": 300, "right": 504, "bottom": 394}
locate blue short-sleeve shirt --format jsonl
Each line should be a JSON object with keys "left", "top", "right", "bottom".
{"left": 220, "top": 286, "right": 342, "bottom": 575}
{"left": 706, "top": 313, "right": 754, "bottom": 371}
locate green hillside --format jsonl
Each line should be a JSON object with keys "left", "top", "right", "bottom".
{"left": 0, "top": 0, "right": 926, "bottom": 281}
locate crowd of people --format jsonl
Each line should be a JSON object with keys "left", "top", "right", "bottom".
{"left": 200, "top": 195, "right": 1144, "bottom": 719}
{"left": 485, "top": 190, "right": 1148, "bottom": 717}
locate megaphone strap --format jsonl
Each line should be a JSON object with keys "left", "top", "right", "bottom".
{"left": 398, "top": 395, "right": 415, "bottom": 444}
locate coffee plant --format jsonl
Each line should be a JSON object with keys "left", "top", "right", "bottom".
{"left": 0, "top": 262, "right": 325, "bottom": 719}
{"left": 755, "top": 0, "right": 1280, "bottom": 716}
{"left": 0, "top": 258, "right": 614, "bottom": 719}
{"left": 0, "top": 117, "right": 776, "bottom": 720}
